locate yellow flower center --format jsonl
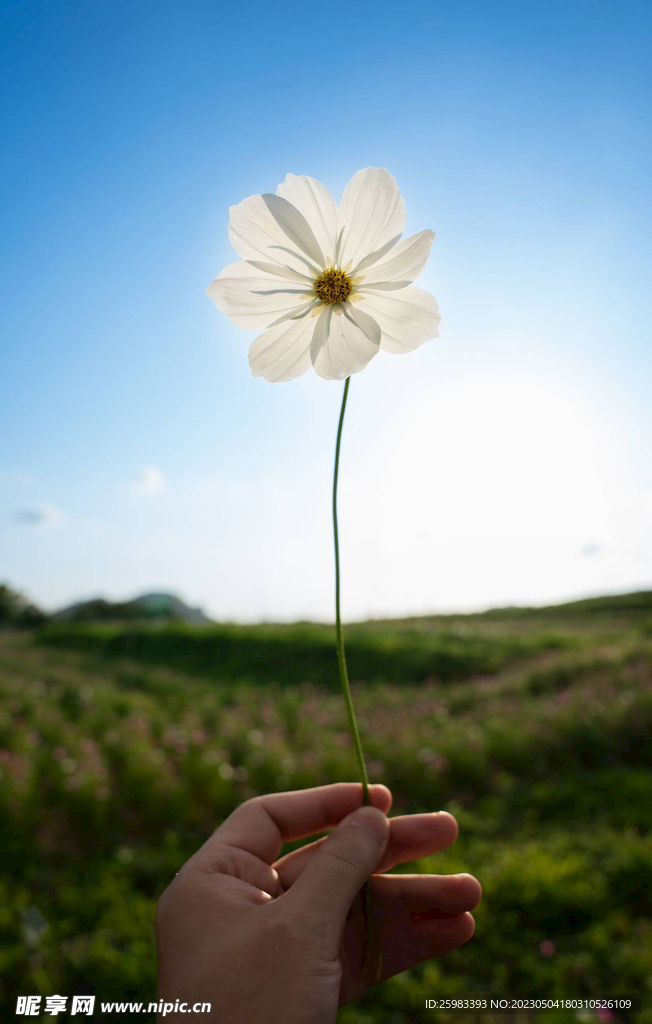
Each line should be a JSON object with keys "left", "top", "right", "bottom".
{"left": 313, "top": 267, "right": 353, "bottom": 305}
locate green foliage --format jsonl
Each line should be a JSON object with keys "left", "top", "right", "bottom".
{"left": 0, "top": 583, "right": 46, "bottom": 629}
{"left": 2, "top": 599, "right": 652, "bottom": 1022}
{"left": 37, "top": 619, "right": 578, "bottom": 687}
{"left": 54, "top": 598, "right": 150, "bottom": 622}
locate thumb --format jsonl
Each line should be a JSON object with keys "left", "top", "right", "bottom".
{"left": 283, "top": 805, "right": 389, "bottom": 945}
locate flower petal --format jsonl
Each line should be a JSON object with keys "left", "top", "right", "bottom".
{"left": 357, "top": 287, "right": 441, "bottom": 354}
{"left": 310, "top": 303, "right": 381, "bottom": 380}
{"left": 337, "top": 168, "right": 406, "bottom": 273}
{"left": 350, "top": 235, "right": 403, "bottom": 274}
{"left": 246, "top": 260, "right": 313, "bottom": 284}
{"left": 261, "top": 193, "right": 325, "bottom": 268}
{"left": 206, "top": 261, "right": 312, "bottom": 329}
{"left": 359, "top": 229, "right": 435, "bottom": 289}
{"left": 276, "top": 174, "right": 338, "bottom": 267}
{"left": 248, "top": 316, "right": 314, "bottom": 382}
{"left": 265, "top": 298, "right": 320, "bottom": 328}
{"left": 228, "top": 193, "right": 322, "bottom": 276}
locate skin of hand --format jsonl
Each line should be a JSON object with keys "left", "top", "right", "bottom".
{"left": 156, "top": 783, "right": 482, "bottom": 1024}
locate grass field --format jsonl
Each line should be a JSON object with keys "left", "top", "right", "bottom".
{"left": 2, "top": 591, "right": 652, "bottom": 1022}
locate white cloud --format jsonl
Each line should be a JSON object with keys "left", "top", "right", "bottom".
{"left": 13, "top": 503, "right": 64, "bottom": 527}
{"left": 132, "top": 465, "right": 165, "bottom": 497}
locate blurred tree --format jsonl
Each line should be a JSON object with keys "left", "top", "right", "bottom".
{"left": 62, "top": 598, "right": 143, "bottom": 622}
{"left": 55, "top": 592, "right": 212, "bottom": 624}
{"left": 0, "top": 584, "right": 46, "bottom": 628}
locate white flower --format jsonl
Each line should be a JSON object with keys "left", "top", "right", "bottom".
{"left": 206, "top": 168, "right": 441, "bottom": 382}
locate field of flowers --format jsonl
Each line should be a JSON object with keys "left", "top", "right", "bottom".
{"left": 1, "top": 593, "right": 651, "bottom": 1022}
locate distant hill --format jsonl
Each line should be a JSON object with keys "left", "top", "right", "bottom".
{"left": 364, "top": 589, "right": 652, "bottom": 627}
{"left": 480, "top": 589, "right": 652, "bottom": 618}
{"left": 52, "top": 591, "right": 213, "bottom": 625}
{"left": 10, "top": 583, "right": 652, "bottom": 630}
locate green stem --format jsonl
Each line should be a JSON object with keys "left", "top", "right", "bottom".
{"left": 332, "top": 376, "right": 382, "bottom": 983}
{"left": 332, "top": 376, "right": 370, "bottom": 805}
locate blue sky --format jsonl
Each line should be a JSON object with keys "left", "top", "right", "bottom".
{"left": 1, "top": 0, "right": 651, "bottom": 621}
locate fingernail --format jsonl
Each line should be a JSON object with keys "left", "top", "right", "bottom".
{"left": 350, "top": 820, "right": 383, "bottom": 842}
{"left": 347, "top": 806, "right": 387, "bottom": 843}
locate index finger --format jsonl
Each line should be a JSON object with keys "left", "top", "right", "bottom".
{"left": 209, "top": 783, "right": 392, "bottom": 863}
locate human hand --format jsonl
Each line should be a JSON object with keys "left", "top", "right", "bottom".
{"left": 156, "top": 783, "right": 481, "bottom": 1024}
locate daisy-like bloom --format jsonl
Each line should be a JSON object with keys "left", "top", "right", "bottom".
{"left": 206, "top": 168, "right": 441, "bottom": 382}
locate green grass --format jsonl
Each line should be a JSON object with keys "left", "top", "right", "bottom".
{"left": 35, "top": 615, "right": 580, "bottom": 687}
{"left": 2, "top": 591, "right": 652, "bottom": 1022}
